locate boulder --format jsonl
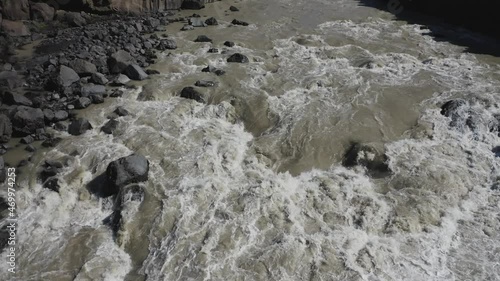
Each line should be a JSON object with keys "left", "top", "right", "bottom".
{"left": 114, "top": 106, "right": 130, "bottom": 116}
{"left": 90, "top": 94, "right": 104, "bottom": 104}
{"left": 232, "top": 19, "right": 249, "bottom": 26}
{"left": 0, "top": 114, "right": 12, "bottom": 143}
{"left": 0, "top": 20, "right": 30, "bottom": 36}
{"left": 30, "top": 2, "right": 55, "bottom": 21}
{"left": 181, "top": 0, "right": 205, "bottom": 10}
{"left": 194, "top": 35, "right": 212, "bottom": 42}
{"left": 1, "top": 91, "right": 32, "bottom": 106}
{"left": 124, "top": 64, "right": 148, "bottom": 81}
{"left": 53, "top": 110, "right": 69, "bottom": 121}
{"left": 90, "top": 72, "right": 109, "bottom": 85}
{"left": 0, "top": 0, "right": 30, "bottom": 20}
{"left": 180, "top": 86, "right": 204, "bottom": 103}
{"left": 81, "top": 83, "right": 106, "bottom": 96}
{"left": 73, "top": 97, "right": 92, "bottom": 109}
{"left": 205, "top": 17, "right": 218, "bottom": 26}
{"left": 188, "top": 17, "right": 206, "bottom": 27}
{"left": 224, "top": 41, "right": 235, "bottom": 47}
{"left": 342, "top": 143, "right": 391, "bottom": 178}
{"left": 229, "top": 6, "right": 239, "bottom": 12}
{"left": 181, "top": 24, "right": 194, "bottom": 31}
{"left": 65, "top": 12, "right": 86, "bottom": 27}
{"left": 105, "top": 154, "right": 149, "bottom": 196}
{"left": 68, "top": 118, "right": 92, "bottom": 136}
{"left": 227, "top": 53, "right": 249, "bottom": 63}
{"left": 157, "top": 39, "right": 177, "bottom": 50}
{"left": 69, "top": 59, "right": 97, "bottom": 76}
{"left": 101, "top": 118, "right": 118, "bottom": 134}
{"left": 11, "top": 106, "right": 44, "bottom": 137}
{"left": 107, "top": 50, "right": 135, "bottom": 74}
{"left": 57, "top": 65, "right": 80, "bottom": 88}
{"left": 112, "top": 74, "right": 130, "bottom": 86}
{"left": 0, "top": 71, "right": 23, "bottom": 90}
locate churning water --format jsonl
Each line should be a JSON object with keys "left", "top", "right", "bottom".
{"left": 2, "top": 0, "right": 500, "bottom": 280}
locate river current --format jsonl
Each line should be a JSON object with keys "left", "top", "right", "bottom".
{"left": 2, "top": 0, "right": 500, "bottom": 280}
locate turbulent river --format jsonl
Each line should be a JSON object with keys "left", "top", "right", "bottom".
{"left": 3, "top": 0, "right": 500, "bottom": 280}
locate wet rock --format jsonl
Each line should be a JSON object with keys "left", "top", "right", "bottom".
{"left": 69, "top": 59, "right": 97, "bottom": 76}
{"left": 157, "top": 39, "right": 177, "bottom": 50}
{"left": 42, "top": 136, "right": 62, "bottom": 147}
{"left": 1, "top": 91, "right": 32, "bottom": 106}
{"left": 181, "top": 24, "right": 194, "bottom": 31}
{"left": 342, "top": 143, "right": 391, "bottom": 178}
{"left": 224, "top": 41, "right": 235, "bottom": 47}
{"left": 0, "top": 20, "right": 31, "bottom": 37}
{"left": 25, "top": 144, "right": 35, "bottom": 152}
{"left": 90, "top": 94, "right": 104, "bottom": 104}
{"left": 20, "top": 135, "right": 34, "bottom": 144}
{"left": 146, "top": 69, "right": 160, "bottom": 75}
{"left": 114, "top": 106, "right": 130, "bottom": 117}
{"left": 227, "top": 53, "right": 249, "bottom": 63}
{"left": 0, "top": 114, "right": 13, "bottom": 143}
{"left": 30, "top": 2, "right": 55, "bottom": 21}
{"left": 194, "top": 35, "right": 212, "bottom": 43}
{"left": 11, "top": 106, "right": 44, "bottom": 137}
{"left": 107, "top": 50, "right": 135, "bottom": 74}
{"left": 110, "top": 89, "right": 124, "bottom": 98}
{"left": 101, "top": 119, "right": 118, "bottom": 134}
{"left": 124, "top": 64, "right": 148, "bottom": 81}
{"left": 180, "top": 87, "right": 205, "bottom": 103}
{"left": 104, "top": 154, "right": 149, "bottom": 196}
{"left": 112, "top": 74, "right": 130, "bottom": 86}
{"left": 440, "top": 99, "right": 467, "bottom": 128}
{"left": 232, "top": 19, "right": 249, "bottom": 26}
{"left": 195, "top": 80, "right": 216, "bottom": 87}
{"left": 43, "top": 178, "right": 60, "bottom": 192}
{"left": 181, "top": 0, "right": 205, "bottom": 10}
{"left": 73, "top": 97, "right": 92, "bottom": 109}
{"left": 208, "top": 48, "right": 219, "bottom": 53}
{"left": 90, "top": 72, "right": 109, "bottom": 85}
{"left": 68, "top": 118, "right": 92, "bottom": 136}
{"left": 188, "top": 17, "right": 206, "bottom": 27}
{"left": 81, "top": 83, "right": 106, "bottom": 96}
{"left": 229, "top": 6, "right": 239, "bottom": 12}
{"left": 205, "top": 17, "right": 218, "bottom": 26}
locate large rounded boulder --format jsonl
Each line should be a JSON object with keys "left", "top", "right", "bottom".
{"left": 105, "top": 154, "right": 149, "bottom": 196}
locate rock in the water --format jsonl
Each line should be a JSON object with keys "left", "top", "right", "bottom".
{"left": 101, "top": 119, "right": 119, "bottom": 134}
{"left": 342, "top": 143, "right": 391, "bottom": 178}
{"left": 73, "top": 97, "right": 92, "bottom": 109}
{"left": 69, "top": 59, "right": 97, "bottom": 76}
{"left": 146, "top": 69, "right": 160, "bottom": 75}
{"left": 157, "top": 39, "right": 177, "bottom": 50}
{"left": 188, "top": 17, "right": 206, "bottom": 27}
{"left": 1, "top": 91, "right": 32, "bottom": 106}
{"left": 81, "top": 83, "right": 106, "bottom": 96}
{"left": 112, "top": 74, "right": 130, "bottom": 86}
{"left": 68, "top": 118, "right": 92, "bottom": 135}
{"left": 194, "top": 35, "right": 212, "bottom": 43}
{"left": 20, "top": 135, "right": 34, "bottom": 144}
{"left": 208, "top": 48, "right": 219, "bottom": 53}
{"left": 227, "top": 53, "right": 249, "bottom": 63}
{"left": 232, "top": 19, "right": 249, "bottom": 26}
{"left": 30, "top": 2, "right": 55, "bottom": 21}
{"left": 105, "top": 154, "right": 149, "bottom": 196}
{"left": 229, "top": 6, "right": 239, "bottom": 12}
{"left": 57, "top": 65, "right": 80, "bottom": 88}
{"left": 11, "top": 106, "right": 45, "bottom": 137}
{"left": 205, "top": 17, "right": 218, "bottom": 26}
{"left": 181, "top": 24, "right": 194, "bottom": 31}
{"left": 195, "top": 80, "right": 216, "bottom": 87}
{"left": 181, "top": 0, "right": 205, "bottom": 10}
{"left": 440, "top": 99, "right": 467, "bottom": 128}
{"left": 180, "top": 87, "right": 205, "bottom": 103}
{"left": 91, "top": 72, "right": 109, "bottom": 85}
{"left": 0, "top": 114, "right": 12, "bottom": 143}
{"left": 90, "top": 94, "right": 104, "bottom": 104}
{"left": 114, "top": 106, "right": 130, "bottom": 116}
{"left": 224, "top": 41, "right": 235, "bottom": 47}
{"left": 124, "top": 64, "right": 148, "bottom": 81}
{"left": 108, "top": 50, "right": 135, "bottom": 74}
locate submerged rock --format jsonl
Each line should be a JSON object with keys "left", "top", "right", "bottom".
{"left": 104, "top": 154, "right": 149, "bottom": 196}
{"left": 232, "top": 19, "right": 249, "bottom": 26}
{"left": 342, "top": 142, "right": 391, "bottom": 178}
{"left": 227, "top": 53, "right": 249, "bottom": 63}
{"left": 101, "top": 119, "right": 119, "bottom": 134}
{"left": 180, "top": 87, "right": 205, "bottom": 103}
{"left": 194, "top": 35, "right": 212, "bottom": 43}
{"left": 68, "top": 118, "right": 92, "bottom": 136}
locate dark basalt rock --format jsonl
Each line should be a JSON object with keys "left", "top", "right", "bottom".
{"left": 232, "top": 19, "right": 249, "bottom": 26}
{"left": 180, "top": 87, "right": 205, "bottom": 103}
{"left": 114, "top": 106, "right": 130, "bottom": 117}
{"left": 195, "top": 80, "right": 216, "bottom": 87}
{"left": 101, "top": 119, "right": 119, "bottom": 134}
{"left": 342, "top": 142, "right": 391, "bottom": 178}
{"left": 194, "top": 35, "right": 212, "bottom": 43}
{"left": 157, "top": 39, "right": 177, "bottom": 50}
{"left": 107, "top": 50, "right": 135, "bottom": 74}
{"left": 227, "top": 53, "right": 249, "bottom": 63}
{"left": 68, "top": 118, "right": 92, "bottom": 136}
{"left": 11, "top": 106, "right": 45, "bottom": 137}
{"left": 181, "top": 0, "right": 205, "bottom": 10}
{"left": 229, "top": 6, "right": 239, "bottom": 12}
{"left": 205, "top": 17, "right": 218, "bottom": 26}
{"left": 124, "top": 64, "right": 148, "bottom": 81}
{"left": 224, "top": 41, "right": 235, "bottom": 47}
{"left": 104, "top": 154, "right": 149, "bottom": 197}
